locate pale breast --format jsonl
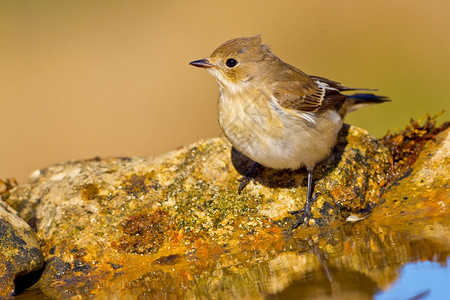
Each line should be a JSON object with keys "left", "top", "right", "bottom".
{"left": 218, "top": 92, "right": 343, "bottom": 170}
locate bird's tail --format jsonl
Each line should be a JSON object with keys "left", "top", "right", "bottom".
{"left": 340, "top": 93, "right": 390, "bottom": 116}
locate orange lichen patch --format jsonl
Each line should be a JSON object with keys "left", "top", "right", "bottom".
{"left": 190, "top": 238, "right": 227, "bottom": 269}
{"left": 0, "top": 260, "right": 14, "bottom": 297}
{"left": 112, "top": 209, "right": 175, "bottom": 254}
{"left": 382, "top": 112, "right": 449, "bottom": 185}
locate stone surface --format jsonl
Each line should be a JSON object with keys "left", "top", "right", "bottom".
{"left": 373, "top": 125, "right": 449, "bottom": 221}
{"left": 0, "top": 199, "right": 44, "bottom": 297}
{"left": 3, "top": 123, "right": 449, "bottom": 298}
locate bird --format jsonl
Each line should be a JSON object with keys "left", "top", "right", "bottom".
{"left": 190, "top": 35, "right": 389, "bottom": 229}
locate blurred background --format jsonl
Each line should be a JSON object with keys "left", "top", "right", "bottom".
{"left": 1, "top": 0, "right": 449, "bottom": 183}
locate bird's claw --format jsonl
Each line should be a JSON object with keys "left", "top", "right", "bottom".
{"left": 288, "top": 208, "right": 304, "bottom": 215}
{"left": 237, "top": 163, "right": 262, "bottom": 194}
{"left": 290, "top": 192, "right": 320, "bottom": 230}
{"left": 290, "top": 209, "right": 313, "bottom": 230}
{"left": 237, "top": 176, "right": 251, "bottom": 194}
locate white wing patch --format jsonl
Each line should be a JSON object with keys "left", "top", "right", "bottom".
{"left": 298, "top": 112, "right": 317, "bottom": 124}
{"left": 299, "top": 80, "right": 340, "bottom": 113}
{"left": 315, "top": 80, "right": 338, "bottom": 107}
{"left": 314, "top": 80, "right": 327, "bottom": 107}
{"left": 315, "top": 80, "right": 338, "bottom": 91}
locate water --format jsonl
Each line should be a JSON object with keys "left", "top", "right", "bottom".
{"left": 375, "top": 259, "right": 450, "bottom": 300}
{"left": 12, "top": 215, "right": 450, "bottom": 299}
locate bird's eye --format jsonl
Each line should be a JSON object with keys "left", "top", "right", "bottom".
{"left": 225, "top": 58, "right": 238, "bottom": 68}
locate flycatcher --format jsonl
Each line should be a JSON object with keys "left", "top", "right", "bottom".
{"left": 190, "top": 35, "right": 388, "bottom": 229}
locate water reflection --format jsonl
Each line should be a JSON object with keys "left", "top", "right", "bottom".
{"left": 187, "top": 216, "right": 450, "bottom": 299}
{"left": 375, "top": 259, "right": 450, "bottom": 300}
{"left": 14, "top": 214, "right": 450, "bottom": 299}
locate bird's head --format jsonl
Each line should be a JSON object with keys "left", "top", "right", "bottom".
{"left": 190, "top": 35, "right": 275, "bottom": 92}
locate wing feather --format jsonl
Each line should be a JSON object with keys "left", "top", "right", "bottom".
{"left": 269, "top": 60, "right": 381, "bottom": 113}
{"left": 272, "top": 73, "right": 346, "bottom": 113}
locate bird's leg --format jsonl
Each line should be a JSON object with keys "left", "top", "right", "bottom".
{"left": 237, "top": 162, "right": 262, "bottom": 193}
{"left": 289, "top": 167, "right": 317, "bottom": 229}
{"left": 308, "top": 236, "right": 333, "bottom": 282}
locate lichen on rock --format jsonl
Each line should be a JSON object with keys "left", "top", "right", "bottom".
{"left": 0, "top": 194, "right": 44, "bottom": 297}
{"left": 2, "top": 119, "right": 449, "bottom": 298}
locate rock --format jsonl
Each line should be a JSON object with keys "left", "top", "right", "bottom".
{"left": 3, "top": 122, "right": 449, "bottom": 299}
{"left": 373, "top": 124, "right": 449, "bottom": 221}
{"left": 0, "top": 199, "right": 44, "bottom": 297}
{"left": 3, "top": 125, "right": 391, "bottom": 298}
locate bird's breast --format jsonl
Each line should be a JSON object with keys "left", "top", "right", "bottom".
{"left": 217, "top": 90, "right": 342, "bottom": 170}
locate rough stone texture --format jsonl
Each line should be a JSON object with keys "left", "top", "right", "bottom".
{"left": 373, "top": 126, "right": 449, "bottom": 221}
{"left": 3, "top": 125, "right": 390, "bottom": 298}
{"left": 0, "top": 200, "right": 44, "bottom": 297}
{"left": 3, "top": 124, "right": 449, "bottom": 298}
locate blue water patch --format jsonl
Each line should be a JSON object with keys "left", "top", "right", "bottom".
{"left": 375, "top": 258, "right": 450, "bottom": 300}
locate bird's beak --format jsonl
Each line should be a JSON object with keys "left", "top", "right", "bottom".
{"left": 189, "top": 59, "right": 213, "bottom": 68}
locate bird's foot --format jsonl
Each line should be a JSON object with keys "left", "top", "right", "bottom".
{"left": 237, "top": 162, "right": 262, "bottom": 194}
{"left": 289, "top": 208, "right": 312, "bottom": 230}
{"left": 289, "top": 192, "right": 320, "bottom": 230}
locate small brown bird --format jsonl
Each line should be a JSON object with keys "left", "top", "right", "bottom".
{"left": 190, "top": 35, "right": 388, "bottom": 229}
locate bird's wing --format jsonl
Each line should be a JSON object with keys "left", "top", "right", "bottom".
{"left": 272, "top": 68, "right": 347, "bottom": 113}
{"left": 309, "top": 75, "right": 377, "bottom": 92}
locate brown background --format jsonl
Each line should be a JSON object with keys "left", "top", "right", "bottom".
{"left": 1, "top": 0, "right": 449, "bottom": 183}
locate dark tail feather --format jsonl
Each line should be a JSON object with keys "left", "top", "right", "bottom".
{"left": 340, "top": 93, "right": 390, "bottom": 116}
{"left": 347, "top": 93, "right": 390, "bottom": 103}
